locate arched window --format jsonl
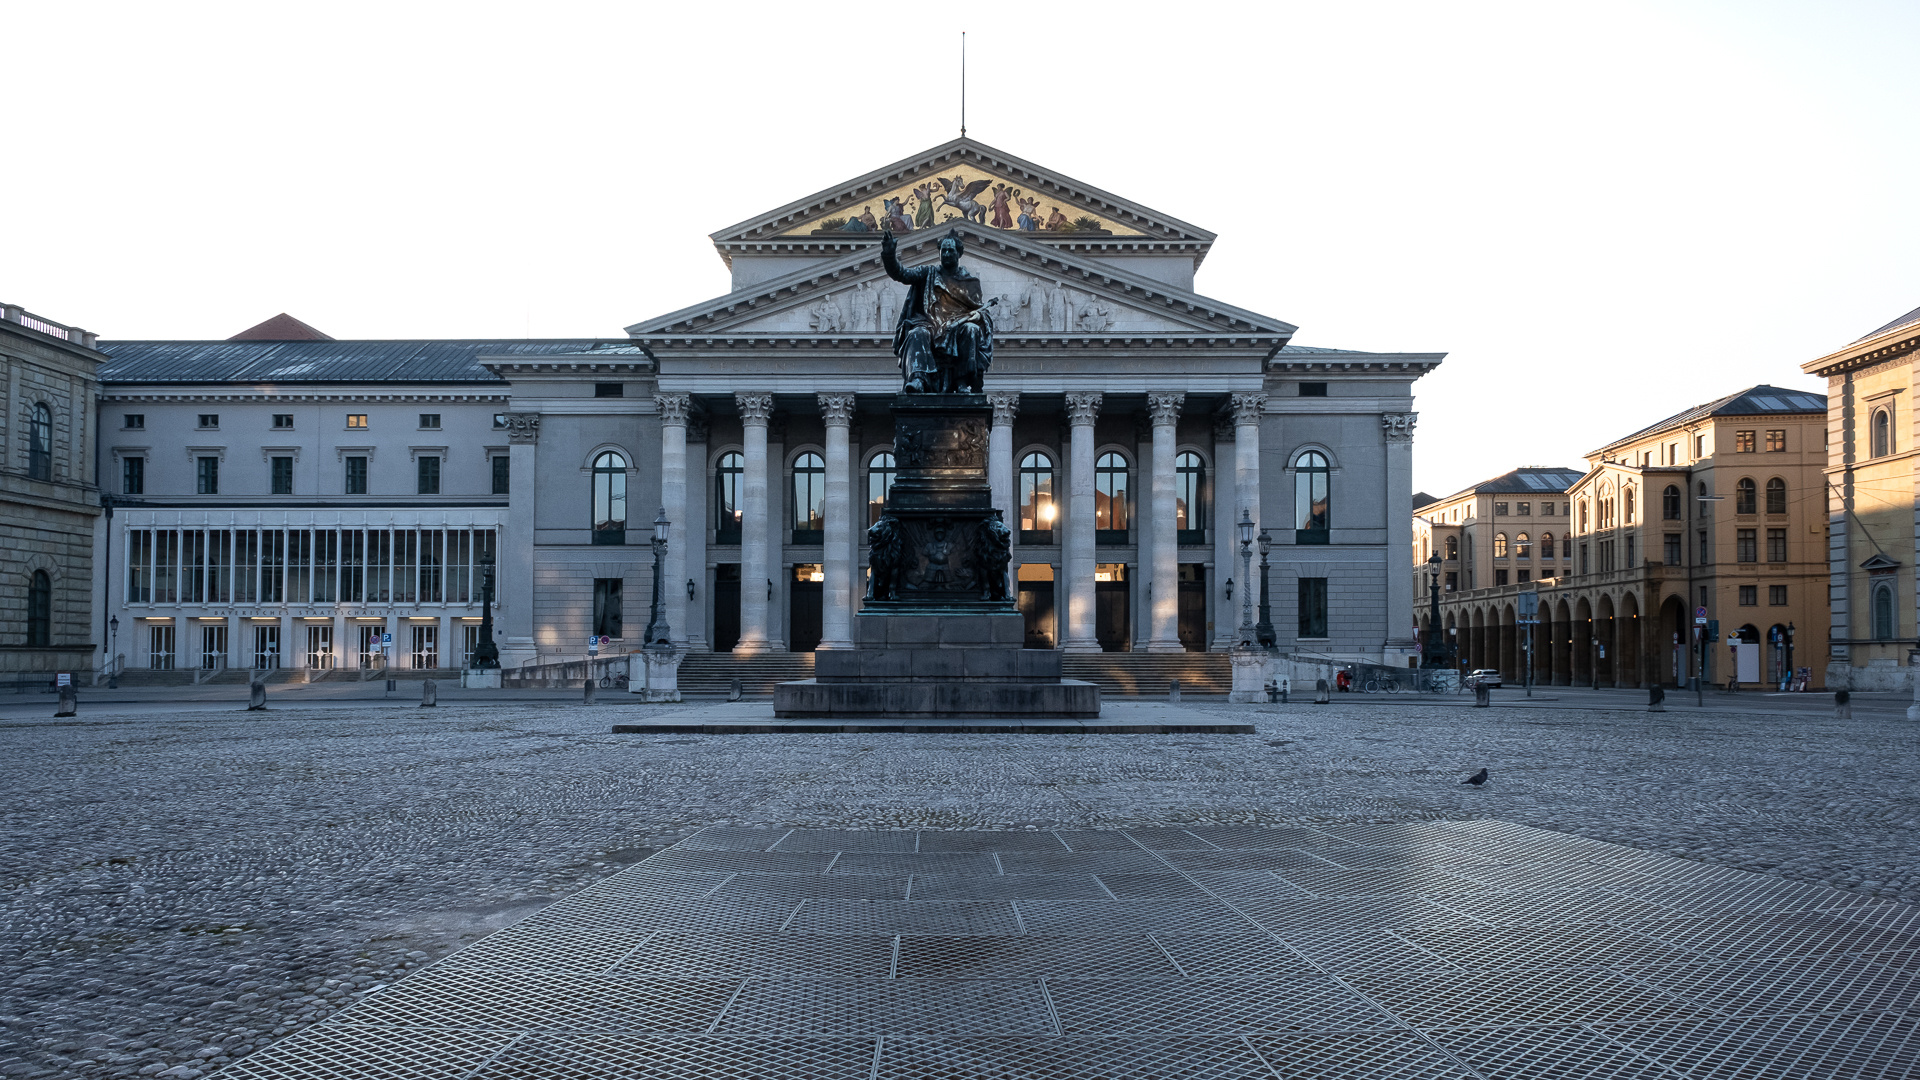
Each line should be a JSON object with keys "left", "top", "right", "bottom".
{"left": 1598, "top": 484, "right": 1614, "bottom": 529}
{"left": 1698, "top": 483, "right": 1710, "bottom": 516}
{"left": 1095, "top": 452, "right": 1129, "bottom": 541}
{"left": 26, "top": 570, "right": 51, "bottom": 647}
{"left": 28, "top": 402, "right": 51, "bottom": 481}
{"left": 1663, "top": 485, "right": 1681, "bottom": 520}
{"left": 792, "top": 452, "right": 825, "bottom": 541}
{"left": 1766, "top": 477, "right": 1786, "bottom": 515}
{"left": 1294, "top": 450, "right": 1330, "bottom": 544}
{"left": 1493, "top": 533, "right": 1508, "bottom": 559}
{"left": 1515, "top": 533, "right": 1531, "bottom": 560}
{"left": 1622, "top": 487, "right": 1635, "bottom": 524}
{"left": 591, "top": 452, "right": 627, "bottom": 543}
{"left": 714, "top": 451, "right": 743, "bottom": 544}
{"left": 1735, "top": 478, "right": 1756, "bottom": 515}
{"left": 1874, "top": 583, "right": 1896, "bottom": 640}
{"left": 867, "top": 452, "right": 896, "bottom": 525}
{"left": 1445, "top": 536, "right": 1458, "bottom": 561}
{"left": 1873, "top": 409, "right": 1892, "bottom": 457}
{"left": 1540, "top": 532, "right": 1555, "bottom": 558}
{"left": 1019, "top": 452, "right": 1055, "bottom": 540}
{"left": 1175, "top": 451, "right": 1206, "bottom": 543}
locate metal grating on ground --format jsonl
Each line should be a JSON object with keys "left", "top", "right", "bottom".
{"left": 223, "top": 821, "right": 1920, "bottom": 1078}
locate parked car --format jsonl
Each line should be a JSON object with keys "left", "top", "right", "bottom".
{"left": 1466, "top": 669, "right": 1502, "bottom": 689}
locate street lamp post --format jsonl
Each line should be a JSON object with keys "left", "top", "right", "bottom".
{"left": 1423, "top": 553, "right": 1443, "bottom": 667}
{"left": 645, "top": 508, "right": 673, "bottom": 646}
{"left": 1237, "top": 509, "right": 1256, "bottom": 645}
{"left": 107, "top": 615, "right": 119, "bottom": 689}
{"left": 1255, "top": 530, "right": 1275, "bottom": 648}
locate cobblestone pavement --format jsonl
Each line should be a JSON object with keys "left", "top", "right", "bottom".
{"left": 1, "top": 700, "right": 1915, "bottom": 1078}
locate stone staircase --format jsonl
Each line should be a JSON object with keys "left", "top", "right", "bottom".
{"left": 679, "top": 652, "right": 817, "bottom": 697}
{"left": 1061, "top": 652, "right": 1232, "bottom": 696}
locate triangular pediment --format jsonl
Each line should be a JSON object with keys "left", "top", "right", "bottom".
{"left": 711, "top": 138, "right": 1214, "bottom": 248}
{"left": 628, "top": 226, "right": 1292, "bottom": 342}
{"left": 1862, "top": 553, "right": 1900, "bottom": 573}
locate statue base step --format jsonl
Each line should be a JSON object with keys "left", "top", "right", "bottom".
{"left": 772, "top": 678, "right": 1100, "bottom": 719}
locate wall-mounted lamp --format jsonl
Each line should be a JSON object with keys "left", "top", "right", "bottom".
{"left": 1225, "top": 578, "right": 1234, "bottom": 601}
{"left": 686, "top": 579, "right": 696, "bottom": 600}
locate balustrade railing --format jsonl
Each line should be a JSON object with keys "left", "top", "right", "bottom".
{"left": 2, "top": 302, "right": 96, "bottom": 347}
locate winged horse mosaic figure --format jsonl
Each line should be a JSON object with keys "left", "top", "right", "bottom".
{"left": 934, "top": 177, "right": 994, "bottom": 225}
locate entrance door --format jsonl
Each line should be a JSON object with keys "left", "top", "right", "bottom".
{"left": 357, "top": 625, "right": 383, "bottom": 669}
{"left": 411, "top": 625, "right": 438, "bottom": 669}
{"left": 713, "top": 564, "right": 741, "bottom": 652}
{"left": 201, "top": 624, "right": 228, "bottom": 669}
{"left": 1178, "top": 563, "right": 1207, "bottom": 652}
{"left": 252, "top": 625, "right": 280, "bottom": 669}
{"left": 1017, "top": 563, "right": 1055, "bottom": 649}
{"left": 307, "top": 625, "right": 333, "bottom": 669}
{"left": 789, "top": 564, "right": 823, "bottom": 652}
{"left": 149, "top": 625, "right": 176, "bottom": 670}
{"left": 1095, "top": 562, "right": 1129, "bottom": 652}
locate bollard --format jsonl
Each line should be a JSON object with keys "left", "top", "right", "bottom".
{"left": 1168, "top": 680, "right": 1181, "bottom": 703}
{"left": 584, "top": 677, "right": 597, "bottom": 705}
{"left": 247, "top": 680, "right": 266, "bottom": 711}
{"left": 1314, "top": 678, "right": 1330, "bottom": 704}
{"left": 1835, "top": 689, "right": 1851, "bottom": 721}
{"left": 55, "top": 685, "right": 76, "bottom": 718}
{"left": 727, "top": 678, "right": 743, "bottom": 703}
{"left": 386, "top": 678, "right": 396, "bottom": 694}
{"left": 1474, "top": 683, "right": 1491, "bottom": 708}
{"left": 421, "top": 679, "right": 437, "bottom": 708}
{"left": 1648, "top": 686, "right": 1665, "bottom": 713}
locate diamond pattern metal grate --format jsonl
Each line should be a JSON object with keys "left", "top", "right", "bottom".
{"left": 232, "top": 821, "right": 1920, "bottom": 1078}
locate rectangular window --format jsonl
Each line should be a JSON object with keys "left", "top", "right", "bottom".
{"left": 260, "top": 530, "right": 285, "bottom": 602}
{"left": 1297, "top": 577, "right": 1328, "bottom": 638}
{"left": 196, "top": 456, "right": 219, "bottom": 495}
{"left": 339, "top": 530, "right": 364, "bottom": 602}
{"left": 207, "top": 530, "right": 229, "bottom": 603}
{"left": 417, "top": 456, "right": 441, "bottom": 495}
{"left": 234, "top": 530, "right": 259, "bottom": 603}
{"left": 493, "top": 413, "right": 508, "bottom": 429}
{"left": 1515, "top": 502, "right": 1530, "bottom": 516}
{"left": 1699, "top": 530, "right": 1710, "bottom": 564}
{"left": 197, "top": 414, "right": 219, "bottom": 429}
{"left": 346, "top": 414, "right": 368, "bottom": 429}
{"left": 1664, "top": 534, "right": 1681, "bottom": 565}
{"left": 367, "top": 530, "right": 391, "bottom": 602}
{"left": 394, "top": 530, "right": 417, "bottom": 604}
{"left": 312, "top": 530, "right": 338, "bottom": 603}
{"left": 1297, "top": 382, "right": 1327, "bottom": 397}
{"left": 288, "top": 530, "right": 311, "bottom": 603}
{"left": 1625, "top": 536, "right": 1636, "bottom": 568}
{"left": 1517, "top": 570, "right": 1530, "bottom": 583}
{"left": 1695, "top": 434, "right": 1707, "bottom": 457}
{"left": 1739, "top": 585, "right": 1757, "bottom": 606}
{"left": 1766, "top": 429, "right": 1786, "bottom": 452}
{"left": 126, "top": 530, "right": 152, "bottom": 603}
{"left": 271, "top": 455, "right": 293, "bottom": 495}
{"left": 448, "top": 530, "right": 471, "bottom": 603}
{"left": 1444, "top": 571, "right": 1457, "bottom": 591}
{"left": 345, "top": 456, "right": 368, "bottom": 495}
{"left": 154, "top": 530, "right": 178, "bottom": 603}
{"left": 1769, "top": 584, "right": 1788, "bottom": 605}
{"left": 124, "top": 414, "right": 144, "bottom": 430}
{"left": 594, "top": 383, "right": 624, "bottom": 398}
{"left": 1495, "top": 569, "right": 1509, "bottom": 586}
{"left": 593, "top": 578, "right": 624, "bottom": 638}
{"left": 1493, "top": 502, "right": 1508, "bottom": 516}
{"left": 1735, "top": 430, "right": 1755, "bottom": 453}
{"left": 1767, "top": 528, "right": 1786, "bottom": 562}
{"left": 1580, "top": 542, "right": 1589, "bottom": 575}
{"left": 418, "top": 413, "right": 441, "bottom": 429}
{"left": 122, "top": 456, "right": 144, "bottom": 495}
{"left": 1736, "top": 528, "right": 1757, "bottom": 563}
{"left": 491, "top": 455, "right": 510, "bottom": 494}
{"left": 421, "top": 529, "right": 446, "bottom": 603}
{"left": 271, "top": 414, "right": 294, "bottom": 429}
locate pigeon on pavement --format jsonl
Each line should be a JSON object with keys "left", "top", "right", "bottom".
{"left": 1462, "top": 768, "right": 1488, "bottom": 786}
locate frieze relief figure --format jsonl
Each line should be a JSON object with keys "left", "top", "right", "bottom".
{"left": 881, "top": 226, "right": 994, "bottom": 394}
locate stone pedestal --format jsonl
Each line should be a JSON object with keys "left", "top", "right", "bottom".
{"left": 773, "top": 393, "right": 1098, "bottom": 721}
{"left": 636, "top": 648, "right": 683, "bottom": 702}
{"left": 1228, "top": 646, "right": 1269, "bottom": 703}
{"left": 462, "top": 669, "right": 501, "bottom": 689}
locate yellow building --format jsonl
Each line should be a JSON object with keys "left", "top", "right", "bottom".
{"left": 1417, "top": 386, "right": 1829, "bottom": 688}
{"left": 1803, "top": 305, "right": 1920, "bottom": 691}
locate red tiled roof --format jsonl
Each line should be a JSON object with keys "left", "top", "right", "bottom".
{"left": 228, "top": 313, "right": 333, "bottom": 342}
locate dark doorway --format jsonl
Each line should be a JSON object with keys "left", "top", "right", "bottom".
{"left": 1017, "top": 563, "right": 1055, "bottom": 649}
{"left": 789, "top": 564, "right": 823, "bottom": 653}
{"left": 713, "top": 564, "right": 740, "bottom": 652}
{"left": 1178, "top": 563, "right": 1207, "bottom": 652}
{"left": 1096, "top": 563, "right": 1129, "bottom": 652}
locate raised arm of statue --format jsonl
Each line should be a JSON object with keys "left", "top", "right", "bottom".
{"left": 880, "top": 227, "right": 920, "bottom": 285}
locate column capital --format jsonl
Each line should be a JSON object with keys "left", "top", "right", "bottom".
{"left": 817, "top": 393, "right": 857, "bottom": 427}
{"left": 1064, "top": 391, "right": 1103, "bottom": 427}
{"left": 987, "top": 391, "right": 1020, "bottom": 427}
{"left": 1147, "top": 391, "right": 1184, "bottom": 427}
{"left": 735, "top": 392, "right": 775, "bottom": 425}
{"left": 503, "top": 412, "right": 541, "bottom": 445}
{"left": 655, "top": 392, "right": 693, "bottom": 426}
{"left": 1230, "top": 392, "right": 1267, "bottom": 425}
{"left": 1382, "top": 411, "right": 1419, "bottom": 441}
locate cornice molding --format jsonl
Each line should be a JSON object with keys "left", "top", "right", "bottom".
{"left": 98, "top": 392, "right": 511, "bottom": 404}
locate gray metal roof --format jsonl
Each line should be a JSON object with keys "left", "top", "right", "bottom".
{"left": 1854, "top": 304, "right": 1920, "bottom": 343}
{"left": 1596, "top": 384, "right": 1827, "bottom": 454}
{"left": 95, "top": 339, "right": 620, "bottom": 384}
{"left": 1437, "top": 467, "right": 1585, "bottom": 502}
{"left": 1275, "top": 344, "right": 1369, "bottom": 355}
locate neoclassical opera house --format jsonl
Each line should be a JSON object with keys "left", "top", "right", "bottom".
{"left": 94, "top": 139, "right": 1442, "bottom": 681}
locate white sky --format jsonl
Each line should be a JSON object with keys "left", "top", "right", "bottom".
{"left": 5, "top": 1, "right": 1916, "bottom": 496}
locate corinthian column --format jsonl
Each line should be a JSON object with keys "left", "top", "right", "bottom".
{"left": 734, "top": 392, "right": 774, "bottom": 655}
{"left": 1146, "top": 391, "right": 1185, "bottom": 652}
{"left": 987, "top": 392, "right": 1019, "bottom": 523}
{"left": 818, "top": 393, "right": 857, "bottom": 650}
{"left": 1063, "top": 391, "right": 1103, "bottom": 653}
{"left": 1231, "top": 392, "right": 1266, "bottom": 534}
{"left": 656, "top": 393, "right": 691, "bottom": 646}
{"left": 1383, "top": 412, "right": 1419, "bottom": 662}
